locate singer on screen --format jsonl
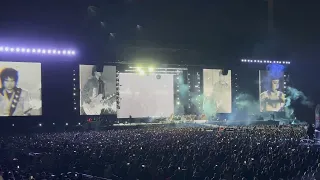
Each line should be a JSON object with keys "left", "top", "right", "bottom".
{"left": 0, "top": 68, "right": 32, "bottom": 116}
{"left": 260, "top": 78, "right": 285, "bottom": 112}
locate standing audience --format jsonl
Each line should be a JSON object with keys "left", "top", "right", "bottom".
{"left": 0, "top": 126, "right": 317, "bottom": 180}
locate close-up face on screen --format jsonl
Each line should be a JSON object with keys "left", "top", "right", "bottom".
{"left": 117, "top": 73, "right": 174, "bottom": 118}
{"left": 259, "top": 70, "right": 285, "bottom": 112}
{"left": 0, "top": 61, "right": 42, "bottom": 116}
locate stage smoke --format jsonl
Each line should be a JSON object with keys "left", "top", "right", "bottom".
{"left": 285, "top": 87, "right": 313, "bottom": 107}
{"left": 228, "top": 93, "right": 260, "bottom": 125}
{"left": 175, "top": 75, "right": 190, "bottom": 115}
{"left": 194, "top": 94, "right": 217, "bottom": 119}
{"left": 284, "top": 86, "right": 313, "bottom": 118}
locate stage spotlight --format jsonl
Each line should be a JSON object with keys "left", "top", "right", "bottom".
{"left": 78, "top": 122, "right": 81, "bottom": 125}
{"left": 53, "top": 123, "right": 55, "bottom": 125}
{"left": 148, "top": 67, "right": 154, "bottom": 72}
{"left": 12, "top": 124, "right": 14, "bottom": 127}
{"left": 39, "top": 123, "right": 42, "bottom": 127}
{"left": 139, "top": 70, "right": 145, "bottom": 76}
{"left": 65, "top": 123, "right": 68, "bottom": 126}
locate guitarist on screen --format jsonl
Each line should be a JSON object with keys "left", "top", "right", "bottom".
{"left": 81, "top": 66, "right": 111, "bottom": 115}
{"left": 0, "top": 68, "right": 39, "bottom": 116}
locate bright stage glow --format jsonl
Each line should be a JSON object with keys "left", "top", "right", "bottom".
{"left": 0, "top": 46, "right": 76, "bottom": 56}
{"left": 241, "top": 59, "right": 290, "bottom": 64}
{"left": 0, "top": 61, "right": 42, "bottom": 116}
{"left": 118, "top": 73, "right": 174, "bottom": 118}
{"left": 139, "top": 70, "right": 145, "bottom": 75}
{"left": 126, "top": 66, "right": 185, "bottom": 75}
{"left": 148, "top": 67, "right": 154, "bottom": 72}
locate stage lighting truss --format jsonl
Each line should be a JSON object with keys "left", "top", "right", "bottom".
{"left": 241, "top": 59, "right": 290, "bottom": 64}
{"left": 0, "top": 46, "right": 76, "bottom": 56}
{"left": 195, "top": 72, "right": 201, "bottom": 109}
{"left": 233, "top": 73, "right": 239, "bottom": 92}
{"left": 116, "top": 71, "right": 120, "bottom": 109}
{"left": 72, "top": 69, "right": 77, "bottom": 111}
{"left": 126, "top": 67, "right": 187, "bottom": 75}
{"left": 283, "top": 74, "right": 289, "bottom": 89}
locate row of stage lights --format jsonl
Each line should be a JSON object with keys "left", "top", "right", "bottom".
{"left": 126, "top": 67, "right": 186, "bottom": 75}
{"left": 241, "top": 59, "right": 290, "bottom": 64}
{"left": 0, "top": 46, "right": 76, "bottom": 56}
{"left": 73, "top": 70, "right": 77, "bottom": 111}
{"left": 10, "top": 122, "right": 80, "bottom": 127}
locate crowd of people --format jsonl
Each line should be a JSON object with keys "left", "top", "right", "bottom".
{"left": 0, "top": 125, "right": 319, "bottom": 180}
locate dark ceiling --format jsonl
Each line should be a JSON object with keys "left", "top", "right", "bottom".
{"left": 0, "top": 0, "right": 319, "bottom": 65}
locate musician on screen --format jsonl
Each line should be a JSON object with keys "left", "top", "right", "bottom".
{"left": 81, "top": 66, "right": 116, "bottom": 115}
{"left": 260, "top": 77, "right": 285, "bottom": 112}
{"left": 203, "top": 70, "right": 231, "bottom": 113}
{"left": 0, "top": 68, "right": 32, "bottom": 116}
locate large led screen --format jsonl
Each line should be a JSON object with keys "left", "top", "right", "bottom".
{"left": 259, "top": 70, "right": 285, "bottom": 112}
{"left": 79, "top": 65, "right": 117, "bottom": 115}
{"left": 117, "top": 73, "right": 174, "bottom": 118}
{"left": 203, "top": 69, "right": 232, "bottom": 113}
{"left": 0, "top": 62, "right": 42, "bottom": 116}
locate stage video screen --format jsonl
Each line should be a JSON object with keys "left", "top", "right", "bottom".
{"left": 117, "top": 73, "right": 174, "bottom": 118}
{"left": 0, "top": 62, "right": 42, "bottom": 116}
{"left": 259, "top": 70, "right": 285, "bottom": 112}
{"left": 203, "top": 69, "right": 232, "bottom": 113}
{"left": 79, "top": 65, "right": 117, "bottom": 115}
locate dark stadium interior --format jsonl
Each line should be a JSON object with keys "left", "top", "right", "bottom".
{"left": 1, "top": 0, "right": 320, "bottom": 180}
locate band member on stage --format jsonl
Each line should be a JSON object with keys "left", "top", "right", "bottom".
{"left": 260, "top": 78, "right": 285, "bottom": 112}
{"left": 0, "top": 68, "right": 31, "bottom": 116}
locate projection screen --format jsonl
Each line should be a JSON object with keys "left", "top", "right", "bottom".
{"left": 117, "top": 73, "right": 174, "bottom": 118}
{"left": 0, "top": 61, "right": 42, "bottom": 116}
